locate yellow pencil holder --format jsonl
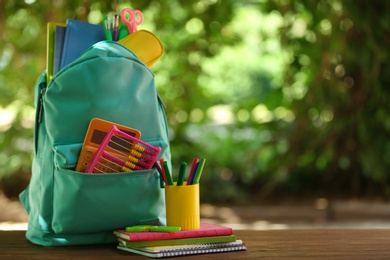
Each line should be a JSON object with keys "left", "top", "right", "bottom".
{"left": 165, "top": 182, "right": 200, "bottom": 230}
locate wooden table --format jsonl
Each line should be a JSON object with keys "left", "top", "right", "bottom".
{"left": 1, "top": 229, "right": 390, "bottom": 259}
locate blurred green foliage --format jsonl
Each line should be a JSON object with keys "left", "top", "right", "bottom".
{"left": 0, "top": 0, "right": 389, "bottom": 202}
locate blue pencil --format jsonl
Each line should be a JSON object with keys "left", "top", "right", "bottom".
{"left": 186, "top": 158, "right": 199, "bottom": 185}
{"left": 188, "top": 161, "right": 199, "bottom": 185}
{"left": 192, "top": 158, "right": 206, "bottom": 184}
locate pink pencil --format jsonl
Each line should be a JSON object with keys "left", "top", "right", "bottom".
{"left": 186, "top": 158, "right": 199, "bottom": 185}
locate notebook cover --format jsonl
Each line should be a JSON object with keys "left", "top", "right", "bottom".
{"left": 53, "top": 24, "right": 66, "bottom": 75}
{"left": 133, "top": 239, "right": 245, "bottom": 253}
{"left": 118, "top": 235, "right": 237, "bottom": 248}
{"left": 46, "top": 22, "right": 65, "bottom": 83}
{"left": 117, "top": 240, "right": 247, "bottom": 258}
{"left": 60, "top": 19, "right": 105, "bottom": 69}
{"left": 113, "top": 223, "right": 233, "bottom": 242}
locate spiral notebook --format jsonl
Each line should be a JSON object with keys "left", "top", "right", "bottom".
{"left": 117, "top": 235, "right": 237, "bottom": 248}
{"left": 117, "top": 240, "right": 247, "bottom": 258}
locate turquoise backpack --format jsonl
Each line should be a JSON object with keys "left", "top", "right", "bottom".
{"left": 19, "top": 41, "right": 170, "bottom": 246}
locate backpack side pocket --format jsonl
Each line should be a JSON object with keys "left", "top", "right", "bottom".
{"left": 51, "top": 144, "right": 165, "bottom": 234}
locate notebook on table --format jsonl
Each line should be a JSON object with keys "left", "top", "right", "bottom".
{"left": 113, "top": 223, "right": 233, "bottom": 242}
{"left": 117, "top": 235, "right": 237, "bottom": 248}
{"left": 117, "top": 240, "right": 247, "bottom": 258}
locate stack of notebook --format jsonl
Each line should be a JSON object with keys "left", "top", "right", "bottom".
{"left": 113, "top": 223, "right": 247, "bottom": 258}
{"left": 47, "top": 19, "right": 106, "bottom": 83}
{"left": 47, "top": 16, "right": 164, "bottom": 85}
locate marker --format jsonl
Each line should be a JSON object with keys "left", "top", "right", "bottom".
{"left": 126, "top": 225, "right": 181, "bottom": 232}
{"left": 112, "top": 14, "right": 119, "bottom": 41}
{"left": 103, "top": 16, "right": 112, "bottom": 41}
{"left": 126, "top": 225, "right": 150, "bottom": 232}
{"left": 177, "top": 161, "right": 187, "bottom": 186}
{"left": 154, "top": 161, "right": 165, "bottom": 187}
{"left": 186, "top": 158, "right": 199, "bottom": 185}
{"left": 163, "top": 161, "right": 174, "bottom": 186}
{"left": 192, "top": 158, "right": 206, "bottom": 184}
{"left": 188, "top": 161, "right": 199, "bottom": 185}
{"left": 159, "top": 158, "right": 168, "bottom": 185}
{"left": 118, "top": 24, "right": 129, "bottom": 40}
{"left": 150, "top": 226, "right": 181, "bottom": 232}
{"left": 189, "top": 161, "right": 199, "bottom": 185}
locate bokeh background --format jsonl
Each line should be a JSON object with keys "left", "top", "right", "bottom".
{"left": 0, "top": 0, "right": 389, "bottom": 219}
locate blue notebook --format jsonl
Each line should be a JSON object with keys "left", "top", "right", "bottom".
{"left": 53, "top": 24, "right": 66, "bottom": 74}
{"left": 60, "top": 19, "right": 105, "bottom": 69}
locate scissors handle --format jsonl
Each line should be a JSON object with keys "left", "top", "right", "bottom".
{"left": 121, "top": 9, "right": 144, "bottom": 34}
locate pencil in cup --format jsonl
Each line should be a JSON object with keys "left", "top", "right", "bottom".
{"left": 186, "top": 158, "right": 206, "bottom": 185}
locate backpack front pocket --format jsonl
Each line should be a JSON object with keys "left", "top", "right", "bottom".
{"left": 52, "top": 144, "right": 166, "bottom": 235}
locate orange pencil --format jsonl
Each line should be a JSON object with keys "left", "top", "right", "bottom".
{"left": 159, "top": 158, "right": 168, "bottom": 185}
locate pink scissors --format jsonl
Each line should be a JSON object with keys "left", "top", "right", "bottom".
{"left": 121, "top": 8, "right": 144, "bottom": 34}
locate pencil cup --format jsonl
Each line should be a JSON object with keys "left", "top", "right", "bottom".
{"left": 165, "top": 182, "right": 200, "bottom": 230}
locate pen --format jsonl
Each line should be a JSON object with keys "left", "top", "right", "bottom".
{"left": 163, "top": 161, "right": 174, "bottom": 186}
{"left": 186, "top": 158, "right": 199, "bottom": 185}
{"left": 177, "top": 161, "right": 187, "bottom": 186}
{"left": 103, "top": 16, "right": 112, "bottom": 41}
{"left": 112, "top": 14, "right": 119, "bottom": 41}
{"left": 192, "top": 158, "right": 206, "bottom": 184}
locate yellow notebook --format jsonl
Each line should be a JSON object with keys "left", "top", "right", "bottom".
{"left": 118, "top": 30, "right": 164, "bottom": 68}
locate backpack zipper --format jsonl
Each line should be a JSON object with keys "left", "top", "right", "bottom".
{"left": 37, "top": 82, "right": 46, "bottom": 123}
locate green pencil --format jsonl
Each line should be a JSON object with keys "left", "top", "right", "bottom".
{"left": 177, "top": 161, "right": 187, "bottom": 186}
{"left": 163, "top": 161, "right": 174, "bottom": 186}
{"left": 192, "top": 158, "right": 206, "bottom": 184}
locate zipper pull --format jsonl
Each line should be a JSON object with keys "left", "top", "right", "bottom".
{"left": 38, "top": 83, "right": 46, "bottom": 123}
